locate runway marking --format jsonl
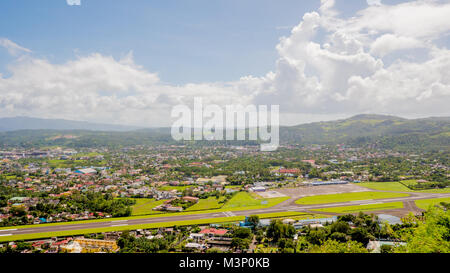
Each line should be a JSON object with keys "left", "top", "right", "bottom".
{"left": 0, "top": 234, "right": 12, "bottom": 237}
{"left": 0, "top": 229, "right": 17, "bottom": 232}
{"left": 222, "top": 211, "right": 236, "bottom": 217}
{"left": 65, "top": 225, "right": 88, "bottom": 228}
{"left": 111, "top": 224, "right": 128, "bottom": 227}
{"left": 111, "top": 220, "right": 128, "bottom": 223}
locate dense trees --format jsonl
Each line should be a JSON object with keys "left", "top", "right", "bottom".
{"left": 266, "top": 220, "right": 295, "bottom": 243}
{"left": 118, "top": 230, "right": 172, "bottom": 253}
{"left": 401, "top": 206, "right": 450, "bottom": 253}
{"left": 309, "top": 239, "right": 368, "bottom": 253}
{"left": 247, "top": 215, "right": 260, "bottom": 229}
{"left": 231, "top": 227, "right": 253, "bottom": 251}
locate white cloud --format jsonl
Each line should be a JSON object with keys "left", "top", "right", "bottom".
{"left": 252, "top": 0, "right": 450, "bottom": 117}
{"left": 370, "top": 34, "right": 426, "bottom": 57}
{"left": 67, "top": 0, "right": 81, "bottom": 6}
{"left": 0, "top": 0, "right": 449, "bottom": 126}
{"left": 0, "top": 52, "right": 248, "bottom": 126}
{"left": 0, "top": 38, "right": 31, "bottom": 56}
{"left": 367, "top": 0, "right": 382, "bottom": 6}
{"left": 347, "top": 1, "right": 450, "bottom": 39}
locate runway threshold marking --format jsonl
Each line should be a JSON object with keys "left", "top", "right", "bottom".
{"left": 0, "top": 229, "right": 17, "bottom": 232}
{"left": 222, "top": 211, "right": 236, "bottom": 217}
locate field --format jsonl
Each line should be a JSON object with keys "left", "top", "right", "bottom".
{"left": 359, "top": 182, "right": 414, "bottom": 192}
{"left": 0, "top": 192, "right": 290, "bottom": 232}
{"left": 0, "top": 216, "right": 245, "bottom": 243}
{"left": 295, "top": 191, "right": 409, "bottom": 205}
{"left": 158, "top": 185, "right": 194, "bottom": 191}
{"left": 312, "top": 202, "right": 404, "bottom": 214}
{"left": 185, "top": 196, "right": 226, "bottom": 211}
{"left": 134, "top": 192, "right": 288, "bottom": 215}
{"left": 0, "top": 211, "right": 320, "bottom": 242}
{"left": 131, "top": 198, "right": 165, "bottom": 216}
{"left": 414, "top": 188, "right": 450, "bottom": 193}
{"left": 360, "top": 182, "right": 450, "bottom": 193}
{"left": 47, "top": 159, "right": 106, "bottom": 168}
{"left": 415, "top": 197, "right": 450, "bottom": 210}
{"left": 74, "top": 152, "right": 102, "bottom": 157}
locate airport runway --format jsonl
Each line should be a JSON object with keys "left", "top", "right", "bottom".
{"left": 0, "top": 192, "right": 449, "bottom": 237}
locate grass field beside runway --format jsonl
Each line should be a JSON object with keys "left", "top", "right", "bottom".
{"left": 0, "top": 211, "right": 318, "bottom": 242}
{"left": 295, "top": 191, "right": 409, "bottom": 205}
{"left": 415, "top": 197, "right": 450, "bottom": 210}
{"left": 0, "top": 192, "right": 289, "bottom": 231}
{"left": 0, "top": 216, "right": 245, "bottom": 243}
{"left": 131, "top": 198, "right": 166, "bottom": 216}
{"left": 311, "top": 202, "right": 404, "bottom": 214}
{"left": 185, "top": 196, "right": 227, "bottom": 211}
{"left": 360, "top": 182, "right": 450, "bottom": 193}
{"left": 359, "top": 182, "right": 414, "bottom": 192}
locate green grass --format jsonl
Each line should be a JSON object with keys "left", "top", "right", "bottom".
{"left": 158, "top": 185, "right": 193, "bottom": 191}
{"left": 360, "top": 182, "right": 450, "bottom": 193}
{"left": 400, "top": 180, "right": 419, "bottom": 186}
{"left": 0, "top": 192, "right": 290, "bottom": 231}
{"left": 414, "top": 188, "right": 450, "bottom": 193}
{"left": 295, "top": 191, "right": 409, "bottom": 205}
{"left": 415, "top": 197, "right": 450, "bottom": 210}
{"left": 75, "top": 152, "right": 102, "bottom": 157}
{"left": 0, "top": 211, "right": 315, "bottom": 242}
{"left": 0, "top": 216, "right": 245, "bottom": 243}
{"left": 224, "top": 185, "right": 241, "bottom": 189}
{"left": 47, "top": 159, "right": 107, "bottom": 168}
{"left": 312, "top": 202, "right": 404, "bottom": 213}
{"left": 359, "top": 182, "right": 414, "bottom": 192}
{"left": 185, "top": 196, "right": 226, "bottom": 211}
{"left": 131, "top": 198, "right": 165, "bottom": 216}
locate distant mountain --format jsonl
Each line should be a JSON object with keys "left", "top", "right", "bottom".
{"left": 0, "top": 114, "right": 448, "bottom": 151}
{"left": 280, "top": 114, "right": 450, "bottom": 150}
{"left": 0, "top": 116, "right": 141, "bottom": 132}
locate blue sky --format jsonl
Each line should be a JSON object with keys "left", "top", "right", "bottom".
{"left": 0, "top": 0, "right": 369, "bottom": 84}
{"left": 0, "top": 0, "right": 448, "bottom": 126}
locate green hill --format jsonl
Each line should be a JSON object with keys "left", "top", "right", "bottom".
{"left": 0, "top": 115, "right": 448, "bottom": 151}
{"left": 280, "top": 115, "right": 450, "bottom": 150}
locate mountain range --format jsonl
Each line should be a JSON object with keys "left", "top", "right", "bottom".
{"left": 0, "top": 115, "right": 448, "bottom": 150}
{"left": 0, "top": 116, "right": 141, "bottom": 132}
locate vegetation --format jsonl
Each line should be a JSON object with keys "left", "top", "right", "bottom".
{"left": 295, "top": 192, "right": 409, "bottom": 205}
{"left": 222, "top": 192, "right": 289, "bottom": 210}
{"left": 312, "top": 202, "right": 404, "bottom": 213}
{"left": 415, "top": 198, "right": 450, "bottom": 210}
{"left": 131, "top": 199, "right": 165, "bottom": 216}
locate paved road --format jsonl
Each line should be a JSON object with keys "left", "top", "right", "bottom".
{"left": 0, "top": 192, "right": 448, "bottom": 237}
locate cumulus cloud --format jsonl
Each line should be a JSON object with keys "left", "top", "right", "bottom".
{"left": 252, "top": 0, "right": 450, "bottom": 117}
{"left": 370, "top": 34, "right": 426, "bottom": 57}
{"left": 0, "top": 0, "right": 449, "bottom": 126}
{"left": 0, "top": 52, "right": 248, "bottom": 126}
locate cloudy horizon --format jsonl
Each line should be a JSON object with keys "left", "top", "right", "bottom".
{"left": 0, "top": 0, "right": 449, "bottom": 127}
